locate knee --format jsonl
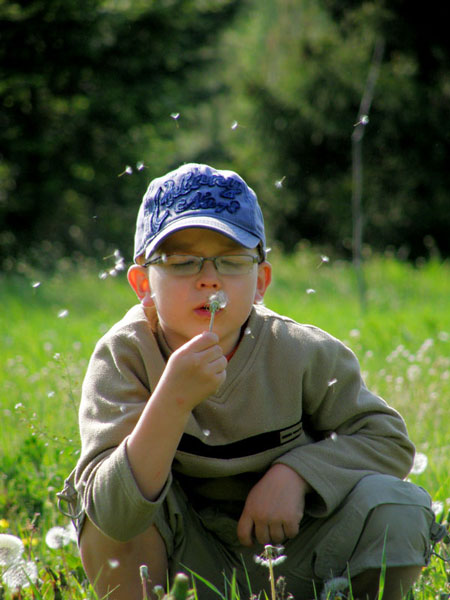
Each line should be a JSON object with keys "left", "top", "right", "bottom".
{"left": 362, "top": 503, "right": 431, "bottom": 562}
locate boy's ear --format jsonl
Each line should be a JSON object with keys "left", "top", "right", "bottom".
{"left": 254, "top": 261, "right": 272, "bottom": 304}
{"left": 127, "top": 265, "right": 153, "bottom": 304}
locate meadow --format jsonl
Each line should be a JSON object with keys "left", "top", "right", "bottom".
{"left": 0, "top": 248, "right": 449, "bottom": 599}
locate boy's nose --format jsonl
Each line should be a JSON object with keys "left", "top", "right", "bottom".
{"left": 196, "top": 259, "right": 220, "bottom": 287}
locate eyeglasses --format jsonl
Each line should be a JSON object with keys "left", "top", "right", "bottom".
{"left": 143, "top": 254, "right": 259, "bottom": 276}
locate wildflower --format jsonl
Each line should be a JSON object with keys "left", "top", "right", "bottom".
{"left": 255, "top": 545, "right": 287, "bottom": 600}
{"left": 2, "top": 559, "right": 38, "bottom": 592}
{"left": 254, "top": 544, "right": 287, "bottom": 568}
{"left": 432, "top": 501, "right": 444, "bottom": 516}
{"left": 45, "top": 525, "right": 74, "bottom": 549}
{"left": 410, "top": 452, "right": 428, "bottom": 475}
{"left": 0, "top": 519, "right": 9, "bottom": 529}
{"left": 207, "top": 291, "right": 228, "bottom": 332}
{"left": 0, "top": 534, "right": 24, "bottom": 567}
{"left": 320, "top": 576, "right": 349, "bottom": 599}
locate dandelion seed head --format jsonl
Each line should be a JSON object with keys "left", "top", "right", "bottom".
{"left": 2, "top": 559, "right": 38, "bottom": 591}
{"left": 45, "top": 525, "right": 74, "bottom": 549}
{"left": 432, "top": 501, "right": 444, "bottom": 516}
{"left": 407, "top": 365, "right": 421, "bottom": 382}
{"left": 208, "top": 291, "right": 228, "bottom": 313}
{"left": 57, "top": 309, "right": 69, "bottom": 319}
{"left": 410, "top": 452, "right": 428, "bottom": 475}
{"left": 0, "top": 534, "right": 24, "bottom": 566}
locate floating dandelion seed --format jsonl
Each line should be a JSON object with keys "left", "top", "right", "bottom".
{"left": 45, "top": 525, "right": 74, "bottom": 549}
{"left": 108, "top": 559, "right": 120, "bottom": 569}
{"left": 207, "top": 291, "right": 228, "bottom": 332}
{"left": 136, "top": 161, "right": 145, "bottom": 171}
{"left": 31, "top": 281, "right": 41, "bottom": 288}
{"left": 330, "top": 432, "right": 338, "bottom": 441}
{"left": 99, "top": 271, "right": 108, "bottom": 280}
{"left": 0, "top": 534, "right": 24, "bottom": 567}
{"left": 170, "top": 112, "right": 180, "bottom": 127}
{"left": 410, "top": 452, "right": 428, "bottom": 475}
{"left": 2, "top": 559, "right": 38, "bottom": 592}
{"left": 244, "top": 327, "right": 252, "bottom": 336}
{"left": 306, "top": 288, "right": 316, "bottom": 295}
{"left": 231, "top": 120, "right": 239, "bottom": 130}
{"left": 118, "top": 165, "right": 133, "bottom": 177}
{"left": 328, "top": 378, "right": 338, "bottom": 387}
{"left": 202, "top": 429, "right": 211, "bottom": 437}
{"left": 354, "top": 115, "right": 369, "bottom": 127}
{"left": 47, "top": 391, "right": 55, "bottom": 398}
{"left": 57, "top": 309, "right": 69, "bottom": 319}
{"left": 275, "top": 176, "right": 286, "bottom": 189}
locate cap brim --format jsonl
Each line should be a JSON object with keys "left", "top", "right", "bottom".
{"left": 144, "top": 216, "right": 261, "bottom": 259}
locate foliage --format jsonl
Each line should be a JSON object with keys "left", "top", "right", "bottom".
{"left": 0, "top": 252, "right": 449, "bottom": 597}
{"left": 215, "top": 0, "right": 450, "bottom": 259}
{"left": 0, "top": 0, "right": 241, "bottom": 267}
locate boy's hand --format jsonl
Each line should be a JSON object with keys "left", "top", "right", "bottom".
{"left": 237, "top": 464, "right": 311, "bottom": 547}
{"left": 159, "top": 331, "right": 227, "bottom": 412}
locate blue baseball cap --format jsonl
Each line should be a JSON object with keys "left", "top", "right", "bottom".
{"left": 134, "top": 163, "right": 266, "bottom": 262}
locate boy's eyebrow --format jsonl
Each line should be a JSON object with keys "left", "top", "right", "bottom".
{"left": 161, "top": 239, "right": 245, "bottom": 254}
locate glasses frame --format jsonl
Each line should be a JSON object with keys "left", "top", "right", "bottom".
{"left": 143, "top": 253, "right": 260, "bottom": 275}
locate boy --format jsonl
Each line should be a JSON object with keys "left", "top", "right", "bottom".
{"left": 60, "top": 163, "right": 438, "bottom": 600}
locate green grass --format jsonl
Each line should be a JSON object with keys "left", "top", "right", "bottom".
{"left": 0, "top": 249, "right": 449, "bottom": 598}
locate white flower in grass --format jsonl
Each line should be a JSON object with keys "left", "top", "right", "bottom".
{"left": 2, "top": 559, "right": 38, "bottom": 591}
{"left": 410, "top": 452, "right": 428, "bottom": 475}
{"left": 0, "top": 534, "right": 24, "bottom": 567}
{"left": 432, "top": 501, "right": 444, "bottom": 516}
{"left": 45, "top": 525, "right": 74, "bottom": 549}
{"left": 254, "top": 544, "right": 287, "bottom": 568}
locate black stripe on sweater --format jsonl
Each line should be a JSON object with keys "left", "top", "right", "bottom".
{"left": 177, "top": 420, "right": 303, "bottom": 459}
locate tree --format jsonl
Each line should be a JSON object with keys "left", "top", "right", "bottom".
{"left": 0, "top": 0, "right": 241, "bottom": 268}
{"left": 217, "top": 0, "right": 450, "bottom": 259}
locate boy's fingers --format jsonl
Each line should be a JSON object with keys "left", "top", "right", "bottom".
{"left": 236, "top": 514, "right": 254, "bottom": 547}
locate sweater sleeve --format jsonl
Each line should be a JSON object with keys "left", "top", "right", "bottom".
{"left": 273, "top": 330, "right": 415, "bottom": 517}
{"left": 75, "top": 312, "right": 169, "bottom": 541}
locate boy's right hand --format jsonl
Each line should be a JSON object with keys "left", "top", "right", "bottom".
{"left": 158, "top": 331, "right": 227, "bottom": 412}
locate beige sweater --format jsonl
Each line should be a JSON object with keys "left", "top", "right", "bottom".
{"left": 75, "top": 304, "right": 414, "bottom": 541}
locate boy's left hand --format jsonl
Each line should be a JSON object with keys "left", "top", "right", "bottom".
{"left": 237, "top": 463, "right": 311, "bottom": 547}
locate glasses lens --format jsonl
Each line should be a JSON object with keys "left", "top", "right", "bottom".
{"left": 162, "top": 255, "right": 201, "bottom": 275}
{"left": 216, "top": 255, "right": 256, "bottom": 274}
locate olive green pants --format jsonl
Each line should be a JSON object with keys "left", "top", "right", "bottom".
{"left": 153, "top": 474, "right": 436, "bottom": 599}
